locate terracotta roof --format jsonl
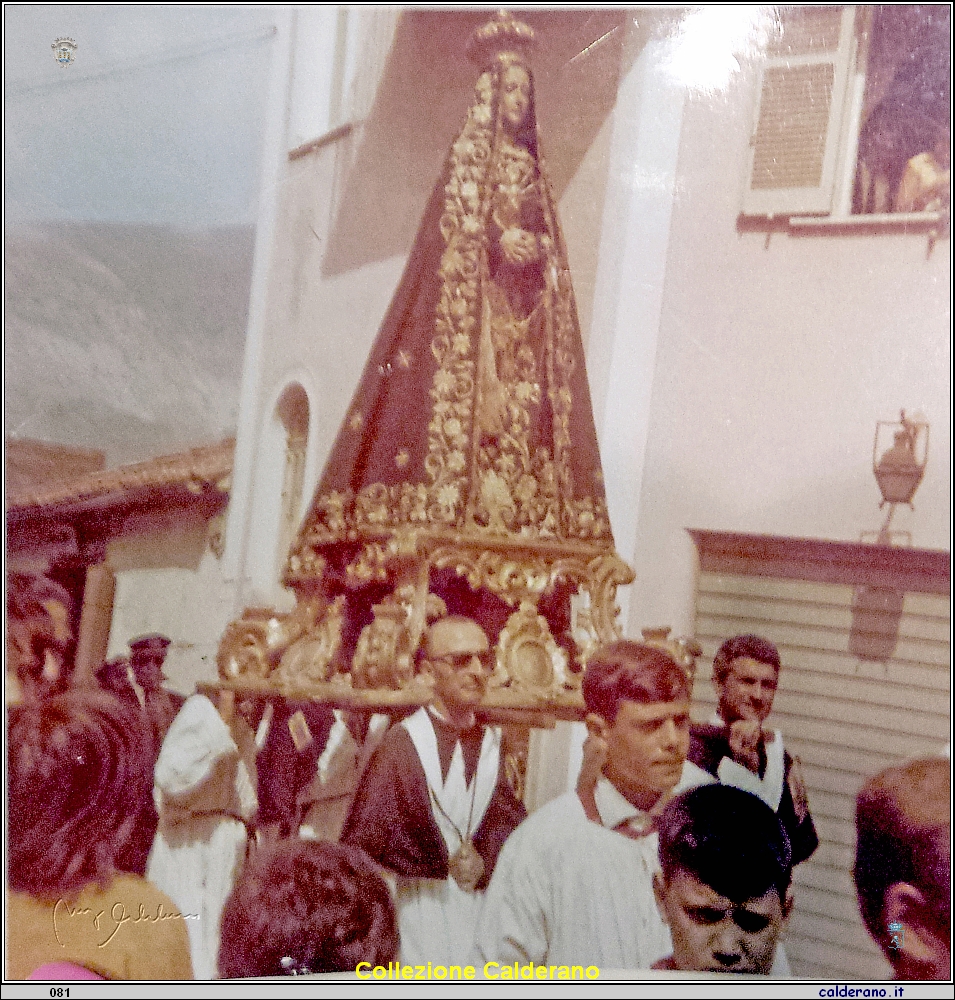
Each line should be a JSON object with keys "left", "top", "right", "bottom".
{"left": 6, "top": 439, "right": 234, "bottom": 512}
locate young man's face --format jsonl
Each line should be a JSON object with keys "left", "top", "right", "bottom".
{"left": 654, "top": 869, "right": 790, "bottom": 974}
{"left": 718, "top": 656, "right": 778, "bottom": 725}
{"left": 593, "top": 698, "right": 690, "bottom": 809}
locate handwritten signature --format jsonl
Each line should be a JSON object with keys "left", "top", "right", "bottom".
{"left": 53, "top": 899, "right": 199, "bottom": 948}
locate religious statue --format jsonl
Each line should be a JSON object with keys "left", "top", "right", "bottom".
{"left": 221, "top": 12, "right": 634, "bottom": 707}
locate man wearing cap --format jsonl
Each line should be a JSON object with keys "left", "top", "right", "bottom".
{"left": 128, "top": 633, "right": 185, "bottom": 750}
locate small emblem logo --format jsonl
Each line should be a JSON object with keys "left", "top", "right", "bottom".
{"left": 51, "top": 38, "right": 78, "bottom": 67}
{"left": 887, "top": 920, "right": 904, "bottom": 951}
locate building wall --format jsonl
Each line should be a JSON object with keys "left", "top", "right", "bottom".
{"left": 106, "top": 516, "right": 233, "bottom": 695}
{"left": 623, "top": 58, "right": 950, "bottom": 638}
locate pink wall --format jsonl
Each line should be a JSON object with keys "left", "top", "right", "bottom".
{"left": 629, "top": 67, "right": 950, "bottom": 631}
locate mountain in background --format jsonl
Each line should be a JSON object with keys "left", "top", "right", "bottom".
{"left": 5, "top": 221, "right": 254, "bottom": 466}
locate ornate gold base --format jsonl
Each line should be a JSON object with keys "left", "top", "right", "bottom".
{"left": 217, "top": 529, "right": 633, "bottom": 711}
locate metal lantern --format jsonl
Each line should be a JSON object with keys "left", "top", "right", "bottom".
{"left": 873, "top": 410, "right": 929, "bottom": 507}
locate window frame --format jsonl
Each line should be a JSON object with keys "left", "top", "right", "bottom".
{"left": 740, "top": 5, "right": 948, "bottom": 232}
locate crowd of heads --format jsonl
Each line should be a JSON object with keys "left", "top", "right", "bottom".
{"left": 5, "top": 592, "right": 950, "bottom": 979}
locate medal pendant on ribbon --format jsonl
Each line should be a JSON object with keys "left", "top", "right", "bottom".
{"left": 448, "top": 838, "right": 484, "bottom": 892}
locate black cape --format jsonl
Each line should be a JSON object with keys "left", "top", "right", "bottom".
{"left": 688, "top": 723, "right": 819, "bottom": 866}
{"left": 342, "top": 717, "right": 525, "bottom": 890}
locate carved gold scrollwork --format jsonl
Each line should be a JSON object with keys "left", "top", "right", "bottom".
{"left": 285, "top": 546, "right": 327, "bottom": 582}
{"left": 640, "top": 626, "right": 703, "bottom": 681}
{"left": 217, "top": 594, "right": 327, "bottom": 681}
{"left": 430, "top": 546, "right": 553, "bottom": 604}
{"left": 501, "top": 725, "right": 529, "bottom": 802}
{"left": 495, "top": 601, "right": 569, "bottom": 695}
{"left": 586, "top": 553, "right": 635, "bottom": 642}
{"left": 352, "top": 599, "right": 414, "bottom": 691}
{"left": 274, "top": 596, "right": 346, "bottom": 689}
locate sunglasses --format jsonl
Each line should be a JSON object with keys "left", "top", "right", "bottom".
{"left": 432, "top": 650, "right": 495, "bottom": 671}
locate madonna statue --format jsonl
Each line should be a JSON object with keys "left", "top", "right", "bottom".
{"left": 274, "top": 11, "right": 631, "bottom": 693}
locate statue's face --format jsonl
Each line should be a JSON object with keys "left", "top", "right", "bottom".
{"left": 500, "top": 63, "right": 531, "bottom": 130}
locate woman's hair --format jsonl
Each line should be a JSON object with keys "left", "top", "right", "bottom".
{"left": 218, "top": 839, "right": 398, "bottom": 978}
{"left": 582, "top": 640, "right": 690, "bottom": 722}
{"left": 7, "top": 689, "right": 154, "bottom": 899}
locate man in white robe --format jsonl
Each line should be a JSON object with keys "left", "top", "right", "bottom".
{"left": 342, "top": 616, "right": 525, "bottom": 965}
{"left": 147, "top": 692, "right": 258, "bottom": 979}
{"left": 477, "top": 640, "right": 690, "bottom": 970}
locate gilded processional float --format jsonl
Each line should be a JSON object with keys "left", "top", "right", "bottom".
{"left": 216, "top": 13, "right": 698, "bottom": 742}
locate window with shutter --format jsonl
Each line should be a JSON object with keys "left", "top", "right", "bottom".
{"left": 741, "top": 5, "right": 950, "bottom": 224}
{"left": 742, "top": 6, "right": 855, "bottom": 217}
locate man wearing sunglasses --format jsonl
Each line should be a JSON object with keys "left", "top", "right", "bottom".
{"left": 342, "top": 615, "right": 526, "bottom": 965}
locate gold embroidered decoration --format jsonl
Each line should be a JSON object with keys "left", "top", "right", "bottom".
{"left": 222, "top": 14, "right": 637, "bottom": 711}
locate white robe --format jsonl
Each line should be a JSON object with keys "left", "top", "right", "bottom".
{"left": 478, "top": 771, "right": 792, "bottom": 976}
{"left": 477, "top": 780, "right": 671, "bottom": 970}
{"left": 395, "top": 707, "right": 501, "bottom": 966}
{"left": 146, "top": 694, "right": 256, "bottom": 980}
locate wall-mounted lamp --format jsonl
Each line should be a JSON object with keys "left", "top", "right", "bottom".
{"left": 851, "top": 411, "right": 929, "bottom": 660}
{"left": 870, "top": 409, "right": 929, "bottom": 544}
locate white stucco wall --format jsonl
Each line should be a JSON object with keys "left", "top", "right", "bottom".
{"left": 622, "top": 63, "right": 950, "bottom": 636}
{"left": 105, "top": 9, "right": 950, "bottom": 708}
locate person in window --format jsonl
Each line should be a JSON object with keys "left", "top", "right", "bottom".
{"left": 894, "top": 124, "right": 950, "bottom": 214}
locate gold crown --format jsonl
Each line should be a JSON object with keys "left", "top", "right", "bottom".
{"left": 466, "top": 10, "right": 536, "bottom": 67}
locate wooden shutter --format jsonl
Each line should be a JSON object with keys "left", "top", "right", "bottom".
{"left": 690, "top": 531, "right": 950, "bottom": 980}
{"left": 741, "top": 6, "right": 856, "bottom": 216}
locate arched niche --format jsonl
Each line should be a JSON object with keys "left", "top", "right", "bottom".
{"left": 246, "top": 381, "right": 311, "bottom": 603}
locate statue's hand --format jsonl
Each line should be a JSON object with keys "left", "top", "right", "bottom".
{"left": 500, "top": 227, "right": 539, "bottom": 265}
{"left": 728, "top": 719, "right": 762, "bottom": 774}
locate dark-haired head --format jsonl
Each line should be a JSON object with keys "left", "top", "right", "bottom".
{"left": 218, "top": 839, "right": 398, "bottom": 978}
{"left": 655, "top": 786, "right": 793, "bottom": 974}
{"left": 712, "top": 634, "right": 780, "bottom": 686}
{"left": 658, "top": 785, "right": 793, "bottom": 902}
{"left": 8, "top": 689, "right": 154, "bottom": 899}
{"left": 582, "top": 640, "right": 690, "bottom": 722}
{"left": 854, "top": 757, "right": 950, "bottom": 978}
{"left": 7, "top": 572, "right": 74, "bottom": 701}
